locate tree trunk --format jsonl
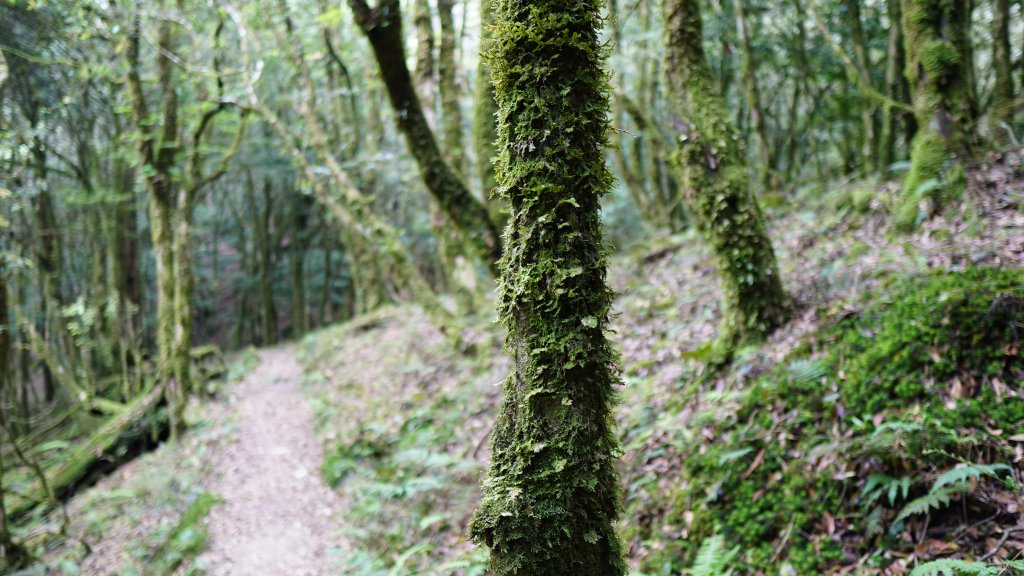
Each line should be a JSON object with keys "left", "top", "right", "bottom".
{"left": 879, "top": 0, "right": 910, "bottom": 169}
{"left": 734, "top": 0, "right": 774, "bottom": 190}
{"left": 413, "top": 0, "right": 436, "bottom": 114}
{"left": 664, "top": 0, "right": 790, "bottom": 345}
{"left": 991, "top": 0, "right": 1014, "bottom": 142}
{"left": 899, "top": 0, "right": 976, "bottom": 220}
{"left": 473, "top": 0, "right": 499, "bottom": 209}
{"left": 349, "top": 0, "right": 502, "bottom": 276}
{"left": 438, "top": 0, "right": 466, "bottom": 176}
{"left": 846, "top": 0, "right": 878, "bottom": 174}
{"left": 171, "top": 190, "right": 194, "bottom": 414}
{"left": 468, "top": 1, "right": 626, "bottom": 573}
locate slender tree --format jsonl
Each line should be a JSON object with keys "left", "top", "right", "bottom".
{"left": 991, "top": 0, "right": 1014, "bottom": 141}
{"left": 663, "top": 0, "right": 790, "bottom": 345}
{"left": 438, "top": 0, "right": 466, "bottom": 175}
{"left": 472, "top": 0, "right": 499, "bottom": 206}
{"left": 468, "top": 1, "right": 626, "bottom": 573}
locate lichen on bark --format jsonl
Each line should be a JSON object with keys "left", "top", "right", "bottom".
{"left": 467, "top": 1, "right": 627, "bottom": 574}
{"left": 663, "top": 0, "right": 789, "bottom": 345}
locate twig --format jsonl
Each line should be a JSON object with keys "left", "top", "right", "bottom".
{"left": 980, "top": 527, "right": 1023, "bottom": 561}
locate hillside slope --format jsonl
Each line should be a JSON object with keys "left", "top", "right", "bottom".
{"left": 300, "top": 157, "right": 1023, "bottom": 575}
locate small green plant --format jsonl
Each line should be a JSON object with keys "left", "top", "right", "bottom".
{"left": 910, "top": 558, "right": 1024, "bottom": 576}
{"left": 897, "top": 463, "right": 1014, "bottom": 522}
{"left": 686, "top": 534, "right": 738, "bottom": 576}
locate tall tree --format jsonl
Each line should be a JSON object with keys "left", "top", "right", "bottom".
{"left": 734, "top": 0, "right": 774, "bottom": 189}
{"left": 125, "top": 5, "right": 244, "bottom": 433}
{"left": 438, "top": 0, "right": 466, "bottom": 176}
{"left": 468, "top": 1, "right": 626, "bottom": 573}
{"left": 991, "top": 0, "right": 1014, "bottom": 141}
{"left": 663, "top": 0, "right": 790, "bottom": 345}
{"left": 899, "top": 0, "right": 976, "bottom": 216}
{"left": 472, "top": 0, "right": 499, "bottom": 207}
{"left": 348, "top": 0, "right": 502, "bottom": 275}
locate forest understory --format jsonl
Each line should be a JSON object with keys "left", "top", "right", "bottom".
{"left": 8, "top": 154, "right": 1021, "bottom": 576}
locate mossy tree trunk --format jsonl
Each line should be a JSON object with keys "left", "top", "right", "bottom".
{"left": 991, "top": 0, "right": 1014, "bottom": 141}
{"left": 899, "top": 0, "right": 976, "bottom": 211}
{"left": 126, "top": 7, "right": 244, "bottom": 433}
{"left": 468, "top": 1, "right": 626, "bottom": 573}
{"left": 348, "top": 0, "right": 502, "bottom": 276}
{"left": 473, "top": 0, "right": 500, "bottom": 210}
{"left": 663, "top": 0, "right": 790, "bottom": 346}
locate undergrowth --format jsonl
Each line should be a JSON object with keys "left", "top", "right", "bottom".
{"left": 625, "top": 267, "right": 1024, "bottom": 574}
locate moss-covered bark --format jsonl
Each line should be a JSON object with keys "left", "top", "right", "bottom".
{"left": 467, "top": 1, "right": 626, "bottom": 573}
{"left": 663, "top": 0, "right": 790, "bottom": 345}
{"left": 349, "top": 0, "right": 502, "bottom": 276}
{"left": 899, "top": 0, "right": 975, "bottom": 212}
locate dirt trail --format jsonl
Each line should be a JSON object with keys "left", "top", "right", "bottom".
{"left": 200, "top": 346, "right": 344, "bottom": 575}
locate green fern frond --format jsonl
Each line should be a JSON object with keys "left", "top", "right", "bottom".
{"left": 687, "top": 533, "right": 739, "bottom": 576}
{"left": 896, "top": 483, "right": 969, "bottom": 521}
{"left": 931, "top": 463, "right": 1011, "bottom": 494}
{"left": 864, "top": 474, "right": 912, "bottom": 506}
{"left": 909, "top": 559, "right": 1002, "bottom": 576}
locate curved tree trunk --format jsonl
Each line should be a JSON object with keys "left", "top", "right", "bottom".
{"left": 348, "top": 0, "right": 502, "bottom": 276}
{"left": 664, "top": 0, "right": 790, "bottom": 345}
{"left": 468, "top": 1, "right": 626, "bottom": 573}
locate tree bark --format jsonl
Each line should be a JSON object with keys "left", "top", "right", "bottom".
{"left": 846, "top": 0, "right": 878, "bottom": 174}
{"left": 468, "top": 1, "right": 626, "bottom": 573}
{"left": 664, "top": 0, "right": 790, "bottom": 345}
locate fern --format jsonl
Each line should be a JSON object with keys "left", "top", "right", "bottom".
{"left": 931, "top": 464, "right": 1011, "bottom": 494}
{"left": 864, "top": 474, "right": 912, "bottom": 506}
{"left": 687, "top": 533, "right": 738, "bottom": 576}
{"left": 896, "top": 483, "right": 969, "bottom": 521}
{"left": 909, "top": 559, "right": 1002, "bottom": 576}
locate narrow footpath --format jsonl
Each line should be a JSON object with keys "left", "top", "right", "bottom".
{"left": 199, "top": 347, "right": 345, "bottom": 576}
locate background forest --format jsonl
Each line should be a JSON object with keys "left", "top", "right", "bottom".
{"left": 1, "top": 0, "right": 1023, "bottom": 574}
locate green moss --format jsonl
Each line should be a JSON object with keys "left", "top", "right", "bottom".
{"left": 468, "top": 1, "right": 627, "bottom": 574}
{"left": 898, "top": 129, "right": 966, "bottom": 230}
{"left": 820, "top": 268, "right": 1024, "bottom": 428}
{"left": 630, "top": 268, "right": 1023, "bottom": 575}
